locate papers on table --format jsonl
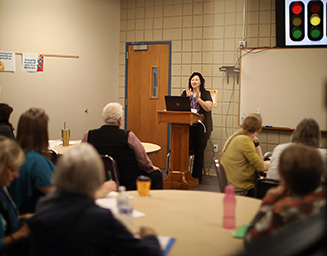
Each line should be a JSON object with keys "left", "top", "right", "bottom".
{"left": 95, "top": 191, "right": 145, "bottom": 218}
{"left": 97, "top": 192, "right": 176, "bottom": 255}
{"left": 159, "top": 236, "right": 176, "bottom": 256}
{"left": 48, "top": 139, "right": 81, "bottom": 149}
{"left": 48, "top": 139, "right": 62, "bottom": 149}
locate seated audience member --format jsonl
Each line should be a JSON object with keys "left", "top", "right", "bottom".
{"left": 244, "top": 144, "right": 326, "bottom": 244}
{"left": 0, "top": 103, "right": 15, "bottom": 139}
{"left": 220, "top": 113, "right": 269, "bottom": 197}
{"left": 8, "top": 108, "right": 55, "bottom": 213}
{"left": 27, "top": 143, "right": 162, "bottom": 256}
{"left": 0, "top": 136, "right": 31, "bottom": 255}
{"left": 267, "top": 118, "right": 326, "bottom": 180}
{"left": 82, "top": 102, "right": 163, "bottom": 190}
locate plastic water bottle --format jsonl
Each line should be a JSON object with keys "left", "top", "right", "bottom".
{"left": 117, "top": 186, "right": 133, "bottom": 228}
{"left": 223, "top": 185, "right": 236, "bottom": 229}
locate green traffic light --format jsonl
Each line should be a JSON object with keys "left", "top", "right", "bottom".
{"left": 292, "top": 27, "right": 303, "bottom": 39}
{"left": 310, "top": 27, "right": 321, "bottom": 39}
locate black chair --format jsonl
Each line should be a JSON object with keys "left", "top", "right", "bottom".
{"left": 254, "top": 178, "right": 280, "bottom": 199}
{"left": 100, "top": 155, "right": 120, "bottom": 186}
{"left": 263, "top": 151, "right": 272, "bottom": 161}
{"left": 214, "top": 158, "right": 228, "bottom": 193}
{"left": 46, "top": 149, "right": 60, "bottom": 165}
{"left": 255, "top": 152, "right": 273, "bottom": 179}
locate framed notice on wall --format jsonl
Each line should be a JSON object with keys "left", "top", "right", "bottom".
{"left": 209, "top": 90, "right": 218, "bottom": 108}
{"left": 0, "top": 52, "right": 15, "bottom": 72}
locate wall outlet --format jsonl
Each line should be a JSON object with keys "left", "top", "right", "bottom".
{"left": 239, "top": 40, "right": 246, "bottom": 49}
{"left": 213, "top": 144, "right": 218, "bottom": 152}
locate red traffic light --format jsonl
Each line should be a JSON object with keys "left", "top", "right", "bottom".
{"left": 292, "top": 2, "right": 303, "bottom": 14}
{"left": 310, "top": 3, "right": 321, "bottom": 13}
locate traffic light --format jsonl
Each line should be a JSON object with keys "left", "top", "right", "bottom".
{"left": 276, "top": 0, "right": 327, "bottom": 47}
{"left": 289, "top": 2, "right": 305, "bottom": 41}
{"left": 307, "top": 1, "right": 323, "bottom": 40}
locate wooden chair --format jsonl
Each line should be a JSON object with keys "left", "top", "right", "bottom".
{"left": 100, "top": 155, "right": 120, "bottom": 186}
{"left": 254, "top": 178, "right": 280, "bottom": 199}
{"left": 214, "top": 158, "right": 228, "bottom": 193}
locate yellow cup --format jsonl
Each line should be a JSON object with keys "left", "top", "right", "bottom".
{"left": 61, "top": 129, "right": 70, "bottom": 146}
{"left": 137, "top": 175, "right": 151, "bottom": 196}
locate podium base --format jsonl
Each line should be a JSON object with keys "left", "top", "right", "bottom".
{"left": 163, "top": 170, "right": 199, "bottom": 190}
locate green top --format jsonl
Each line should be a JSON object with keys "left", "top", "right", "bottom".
{"left": 221, "top": 129, "right": 264, "bottom": 192}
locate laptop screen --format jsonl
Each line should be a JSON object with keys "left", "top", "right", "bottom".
{"left": 165, "top": 96, "right": 191, "bottom": 111}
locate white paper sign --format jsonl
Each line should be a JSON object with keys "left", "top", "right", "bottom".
{"left": 0, "top": 52, "right": 15, "bottom": 72}
{"left": 22, "top": 53, "right": 38, "bottom": 72}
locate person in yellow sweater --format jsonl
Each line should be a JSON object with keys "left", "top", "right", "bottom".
{"left": 220, "top": 114, "right": 269, "bottom": 197}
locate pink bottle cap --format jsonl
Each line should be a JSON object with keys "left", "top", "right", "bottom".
{"left": 225, "top": 185, "right": 234, "bottom": 194}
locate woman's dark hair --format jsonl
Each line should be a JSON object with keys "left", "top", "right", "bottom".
{"left": 291, "top": 118, "right": 320, "bottom": 148}
{"left": 16, "top": 107, "right": 49, "bottom": 155}
{"left": 279, "top": 144, "right": 323, "bottom": 196}
{"left": 0, "top": 103, "right": 14, "bottom": 131}
{"left": 188, "top": 72, "right": 205, "bottom": 91}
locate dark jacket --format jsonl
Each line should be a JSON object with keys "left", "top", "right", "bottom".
{"left": 27, "top": 191, "right": 162, "bottom": 256}
{"left": 0, "top": 123, "right": 15, "bottom": 139}
{"left": 87, "top": 125, "right": 142, "bottom": 190}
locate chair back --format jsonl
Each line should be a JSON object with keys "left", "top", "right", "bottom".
{"left": 46, "top": 149, "right": 60, "bottom": 165}
{"left": 214, "top": 158, "right": 228, "bottom": 193}
{"left": 100, "top": 154, "right": 120, "bottom": 186}
{"left": 263, "top": 151, "right": 272, "bottom": 161}
{"left": 254, "top": 178, "right": 280, "bottom": 199}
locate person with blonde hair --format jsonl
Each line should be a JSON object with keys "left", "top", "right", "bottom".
{"left": 0, "top": 136, "right": 31, "bottom": 255}
{"left": 82, "top": 102, "right": 163, "bottom": 190}
{"left": 27, "top": 143, "right": 162, "bottom": 256}
{"left": 220, "top": 113, "right": 269, "bottom": 196}
{"left": 8, "top": 108, "right": 55, "bottom": 213}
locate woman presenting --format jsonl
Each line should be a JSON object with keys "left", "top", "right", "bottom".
{"left": 182, "top": 72, "right": 213, "bottom": 183}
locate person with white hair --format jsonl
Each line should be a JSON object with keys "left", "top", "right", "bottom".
{"left": 27, "top": 143, "right": 162, "bottom": 256}
{"left": 82, "top": 102, "right": 163, "bottom": 190}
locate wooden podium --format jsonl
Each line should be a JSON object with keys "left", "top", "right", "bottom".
{"left": 157, "top": 110, "right": 200, "bottom": 189}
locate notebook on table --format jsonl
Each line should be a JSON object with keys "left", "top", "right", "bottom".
{"left": 165, "top": 96, "right": 191, "bottom": 111}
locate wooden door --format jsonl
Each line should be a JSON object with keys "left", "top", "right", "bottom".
{"left": 126, "top": 43, "right": 170, "bottom": 169}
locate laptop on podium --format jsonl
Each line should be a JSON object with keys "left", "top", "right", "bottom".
{"left": 165, "top": 96, "right": 191, "bottom": 111}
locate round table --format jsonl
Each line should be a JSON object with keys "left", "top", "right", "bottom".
{"left": 140, "top": 142, "right": 161, "bottom": 155}
{"left": 50, "top": 140, "right": 161, "bottom": 155}
{"left": 51, "top": 140, "right": 81, "bottom": 154}
{"left": 128, "top": 190, "right": 261, "bottom": 256}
